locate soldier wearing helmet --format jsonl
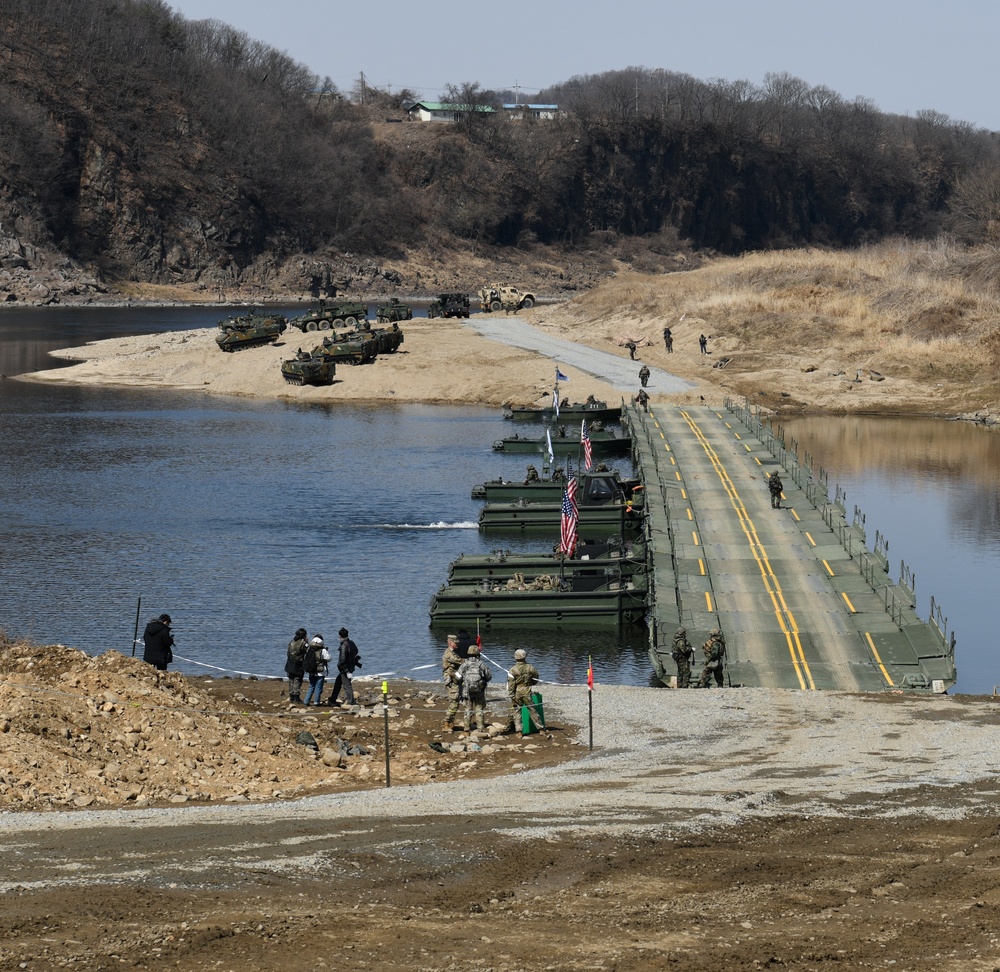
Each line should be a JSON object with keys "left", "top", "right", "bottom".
{"left": 505, "top": 649, "right": 542, "bottom": 734}
{"left": 441, "top": 634, "right": 464, "bottom": 731}
{"left": 697, "top": 629, "right": 727, "bottom": 688}
{"left": 455, "top": 644, "right": 492, "bottom": 732}
{"left": 670, "top": 626, "right": 694, "bottom": 688}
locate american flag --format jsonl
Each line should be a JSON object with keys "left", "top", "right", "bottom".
{"left": 559, "top": 479, "right": 579, "bottom": 556}
{"left": 581, "top": 420, "right": 592, "bottom": 470}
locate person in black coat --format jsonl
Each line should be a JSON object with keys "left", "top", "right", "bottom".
{"left": 143, "top": 614, "right": 174, "bottom": 671}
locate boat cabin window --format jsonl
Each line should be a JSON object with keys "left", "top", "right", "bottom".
{"left": 584, "top": 476, "right": 615, "bottom": 501}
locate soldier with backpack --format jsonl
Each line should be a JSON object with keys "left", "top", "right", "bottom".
{"left": 329, "top": 627, "right": 362, "bottom": 706}
{"left": 302, "top": 634, "right": 330, "bottom": 706}
{"left": 455, "top": 645, "right": 492, "bottom": 732}
{"left": 697, "top": 629, "right": 727, "bottom": 688}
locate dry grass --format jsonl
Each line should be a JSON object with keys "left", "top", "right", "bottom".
{"left": 559, "top": 240, "right": 1000, "bottom": 379}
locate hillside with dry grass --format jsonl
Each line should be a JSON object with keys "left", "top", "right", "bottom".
{"left": 537, "top": 239, "right": 1000, "bottom": 416}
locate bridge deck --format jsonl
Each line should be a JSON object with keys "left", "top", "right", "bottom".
{"left": 630, "top": 401, "right": 955, "bottom": 692}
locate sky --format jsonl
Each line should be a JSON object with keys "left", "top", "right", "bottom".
{"left": 166, "top": 0, "right": 999, "bottom": 131}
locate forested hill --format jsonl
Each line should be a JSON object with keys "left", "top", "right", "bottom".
{"left": 1, "top": 0, "right": 998, "bottom": 298}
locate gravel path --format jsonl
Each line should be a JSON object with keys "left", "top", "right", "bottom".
{"left": 465, "top": 315, "right": 697, "bottom": 395}
{"left": 3, "top": 687, "right": 999, "bottom": 842}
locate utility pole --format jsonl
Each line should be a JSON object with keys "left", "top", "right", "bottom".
{"left": 359, "top": 70, "right": 366, "bottom": 105}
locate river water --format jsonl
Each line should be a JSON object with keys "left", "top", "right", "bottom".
{"left": 0, "top": 306, "right": 647, "bottom": 690}
{"left": 1, "top": 307, "right": 995, "bottom": 693}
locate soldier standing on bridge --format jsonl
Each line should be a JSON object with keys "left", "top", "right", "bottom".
{"left": 768, "top": 471, "right": 784, "bottom": 509}
{"left": 697, "top": 629, "right": 727, "bottom": 688}
{"left": 634, "top": 388, "right": 650, "bottom": 412}
{"left": 670, "top": 627, "right": 694, "bottom": 688}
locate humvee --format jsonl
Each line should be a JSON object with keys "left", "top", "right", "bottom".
{"left": 478, "top": 286, "right": 536, "bottom": 313}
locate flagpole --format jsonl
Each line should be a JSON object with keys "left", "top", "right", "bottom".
{"left": 587, "top": 655, "right": 594, "bottom": 750}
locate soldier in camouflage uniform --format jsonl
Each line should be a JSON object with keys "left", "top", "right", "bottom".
{"left": 670, "top": 626, "right": 694, "bottom": 688}
{"left": 697, "top": 629, "right": 727, "bottom": 688}
{"left": 505, "top": 648, "right": 543, "bottom": 734}
{"left": 442, "top": 634, "right": 464, "bottom": 730}
{"left": 455, "top": 645, "right": 492, "bottom": 732}
{"left": 285, "top": 627, "right": 309, "bottom": 704}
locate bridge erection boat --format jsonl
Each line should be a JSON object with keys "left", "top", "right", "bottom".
{"left": 447, "top": 537, "right": 647, "bottom": 583}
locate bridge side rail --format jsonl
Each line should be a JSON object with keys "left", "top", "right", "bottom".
{"left": 724, "top": 397, "right": 956, "bottom": 659}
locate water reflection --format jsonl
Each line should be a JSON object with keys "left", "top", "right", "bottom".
{"left": 782, "top": 415, "right": 999, "bottom": 694}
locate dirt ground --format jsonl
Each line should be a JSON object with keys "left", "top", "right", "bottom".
{"left": 4, "top": 640, "right": 1000, "bottom": 970}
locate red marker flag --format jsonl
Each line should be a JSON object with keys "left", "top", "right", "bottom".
{"left": 587, "top": 658, "right": 594, "bottom": 691}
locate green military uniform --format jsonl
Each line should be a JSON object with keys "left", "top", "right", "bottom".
{"left": 639, "top": 365, "right": 650, "bottom": 388}
{"left": 456, "top": 647, "right": 492, "bottom": 731}
{"left": 442, "top": 637, "right": 464, "bottom": 729}
{"left": 507, "top": 654, "right": 542, "bottom": 733}
{"left": 670, "top": 627, "right": 694, "bottom": 688}
{"left": 285, "top": 630, "right": 309, "bottom": 703}
{"left": 768, "top": 472, "right": 783, "bottom": 509}
{"left": 698, "top": 629, "right": 726, "bottom": 688}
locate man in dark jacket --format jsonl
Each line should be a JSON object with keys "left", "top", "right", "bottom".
{"left": 142, "top": 614, "right": 174, "bottom": 671}
{"left": 329, "top": 627, "right": 362, "bottom": 706}
{"left": 285, "top": 627, "right": 309, "bottom": 704}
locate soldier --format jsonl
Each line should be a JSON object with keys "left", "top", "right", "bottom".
{"left": 142, "top": 613, "right": 174, "bottom": 672}
{"left": 635, "top": 388, "right": 650, "bottom": 413}
{"left": 768, "top": 471, "right": 784, "bottom": 509}
{"left": 639, "top": 365, "right": 650, "bottom": 388}
{"left": 455, "top": 645, "right": 492, "bottom": 732}
{"left": 699, "top": 334, "right": 709, "bottom": 354}
{"left": 442, "top": 634, "right": 464, "bottom": 730}
{"left": 284, "top": 627, "right": 309, "bottom": 704}
{"left": 505, "top": 648, "right": 543, "bottom": 734}
{"left": 698, "top": 629, "right": 727, "bottom": 688}
{"left": 663, "top": 326, "right": 673, "bottom": 352}
{"left": 524, "top": 464, "right": 540, "bottom": 484}
{"left": 625, "top": 339, "right": 638, "bottom": 360}
{"left": 551, "top": 467, "right": 566, "bottom": 482}
{"left": 670, "top": 626, "right": 694, "bottom": 688}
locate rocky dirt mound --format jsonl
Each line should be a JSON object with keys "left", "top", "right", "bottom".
{"left": 0, "top": 639, "right": 572, "bottom": 811}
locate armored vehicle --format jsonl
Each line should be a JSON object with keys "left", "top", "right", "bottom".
{"left": 280, "top": 349, "right": 337, "bottom": 386}
{"left": 215, "top": 312, "right": 287, "bottom": 352}
{"left": 366, "top": 323, "right": 404, "bottom": 354}
{"left": 427, "top": 293, "right": 470, "bottom": 319}
{"left": 320, "top": 331, "right": 379, "bottom": 366}
{"left": 290, "top": 300, "right": 368, "bottom": 332}
{"left": 376, "top": 298, "right": 413, "bottom": 324}
{"left": 479, "top": 286, "right": 535, "bottom": 313}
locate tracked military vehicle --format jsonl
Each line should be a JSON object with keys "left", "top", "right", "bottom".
{"left": 427, "top": 293, "right": 470, "bottom": 319}
{"left": 320, "top": 331, "right": 379, "bottom": 365}
{"left": 376, "top": 298, "right": 413, "bottom": 324}
{"left": 280, "top": 349, "right": 337, "bottom": 386}
{"left": 215, "top": 312, "right": 287, "bottom": 352}
{"left": 290, "top": 300, "right": 368, "bottom": 332}
{"left": 366, "top": 322, "right": 404, "bottom": 354}
{"left": 479, "top": 286, "right": 535, "bottom": 313}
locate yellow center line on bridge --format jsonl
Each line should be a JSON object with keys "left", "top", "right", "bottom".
{"left": 841, "top": 592, "right": 858, "bottom": 613}
{"left": 805, "top": 532, "right": 816, "bottom": 546}
{"left": 699, "top": 559, "right": 706, "bottom": 575}
{"left": 679, "top": 409, "right": 816, "bottom": 691}
{"left": 822, "top": 560, "right": 835, "bottom": 576}
{"left": 864, "top": 632, "right": 895, "bottom": 686}
{"left": 790, "top": 509, "right": 800, "bottom": 521}
{"left": 706, "top": 592, "right": 714, "bottom": 611}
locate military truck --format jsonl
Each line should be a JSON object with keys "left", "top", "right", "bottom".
{"left": 320, "top": 331, "right": 379, "bottom": 366}
{"left": 427, "top": 292, "right": 470, "bottom": 319}
{"left": 376, "top": 298, "right": 413, "bottom": 324}
{"left": 280, "top": 349, "right": 337, "bottom": 386}
{"left": 215, "top": 312, "right": 287, "bottom": 352}
{"left": 290, "top": 300, "right": 368, "bottom": 332}
{"left": 479, "top": 286, "right": 536, "bottom": 313}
